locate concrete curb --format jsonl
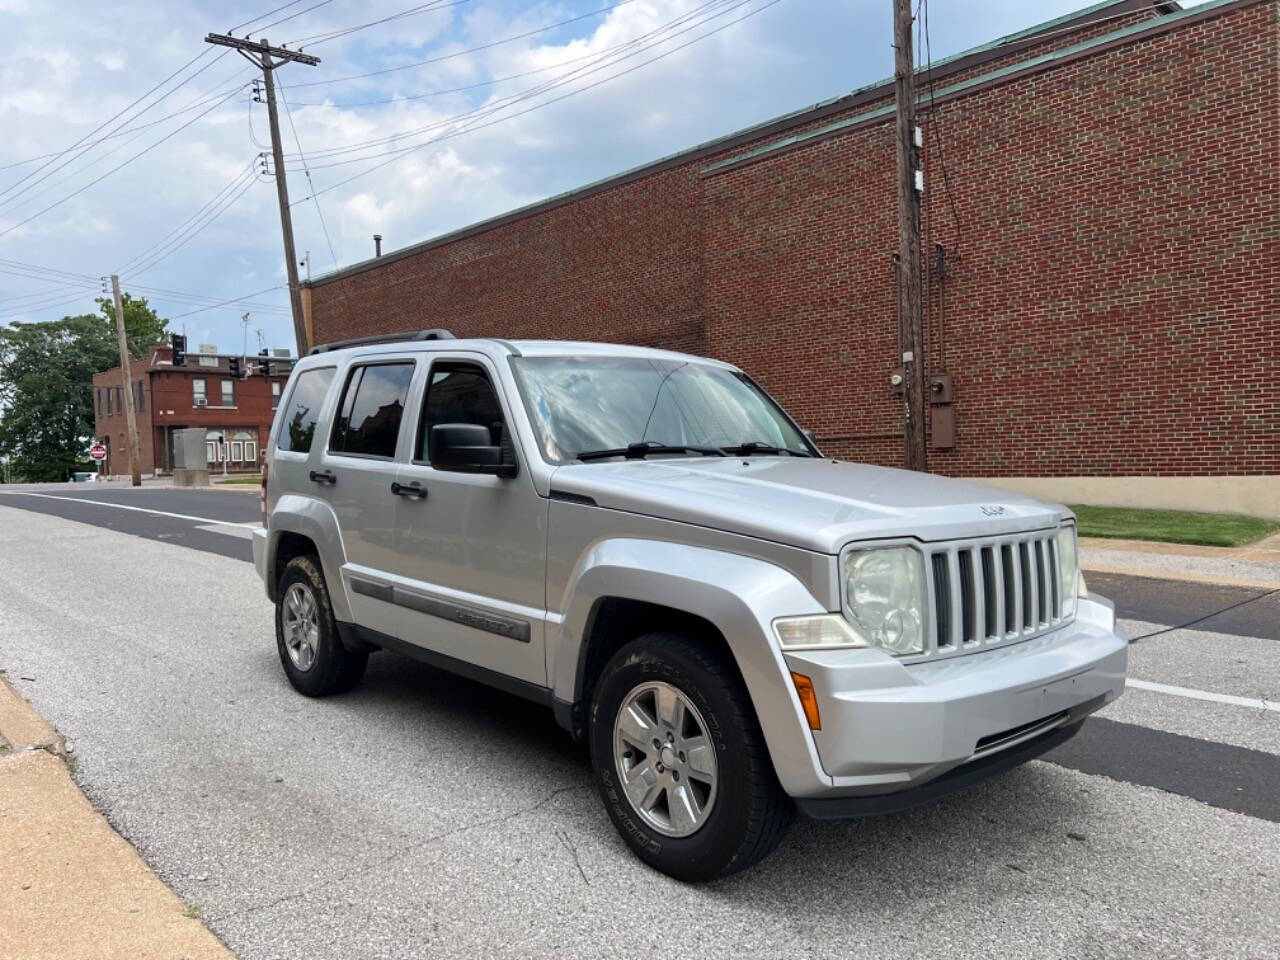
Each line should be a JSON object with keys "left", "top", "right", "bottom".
{"left": 0, "top": 674, "right": 235, "bottom": 959}
{"left": 0, "top": 673, "right": 64, "bottom": 757}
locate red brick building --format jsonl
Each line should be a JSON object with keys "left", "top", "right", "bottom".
{"left": 304, "top": 0, "right": 1279, "bottom": 517}
{"left": 92, "top": 344, "right": 293, "bottom": 477}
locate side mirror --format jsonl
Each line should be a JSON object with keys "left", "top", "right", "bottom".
{"left": 429, "top": 423, "right": 517, "bottom": 478}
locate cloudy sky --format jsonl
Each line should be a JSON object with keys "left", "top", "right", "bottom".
{"left": 0, "top": 0, "right": 1178, "bottom": 354}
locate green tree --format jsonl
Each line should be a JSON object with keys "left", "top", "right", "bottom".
{"left": 0, "top": 294, "right": 168, "bottom": 482}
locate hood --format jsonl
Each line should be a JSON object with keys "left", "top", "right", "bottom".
{"left": 548, "top": 457, "right": 1068, "bottom": 554}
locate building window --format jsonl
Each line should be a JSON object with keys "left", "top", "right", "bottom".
{"left": 114, "top": 386, "right": 122, "bottom": 415}
{"left": 193, "top": 378, "right": 207, "bottom": 405}
{"left": 96, "top": 388, "right": 103, "bottom": 417}
{"left": 271, "top": 380, "right": 282, "bottom": 410}
{"left": 106, "top": 388, "right": 113, "bottom": 416}
{"left": 221, "top": 379, "right": 235, "bottom": 407}
{"left": 136, "top": 381, "right": 145, "bottom": 413}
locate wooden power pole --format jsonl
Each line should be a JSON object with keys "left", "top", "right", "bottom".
{"left": 205, "top": 32, "right": 319, "bottom": 356}
{"left": 110, "top": 275, "right": 142, "bottom": 487}
{"left": 893, "top": 0, "right": 928, "bottom": 472}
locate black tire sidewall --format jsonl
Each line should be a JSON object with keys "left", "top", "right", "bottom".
{"left": 274, "top": 556, "right": 357, "bottom": 696}
{"left": 589, "top": 635, "right": 761, "bottom": 881}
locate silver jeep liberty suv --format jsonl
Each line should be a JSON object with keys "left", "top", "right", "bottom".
{"left": 254, "top": 329, "right": 1127, "bottom": 881}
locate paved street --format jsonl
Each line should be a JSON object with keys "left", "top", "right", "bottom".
{"left": 0, "top": 488, "right": 1276, "bottom": 959}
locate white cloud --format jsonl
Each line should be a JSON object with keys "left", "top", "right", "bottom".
{"left": 0, "top": 0, "right": 1109, "bottom": 349}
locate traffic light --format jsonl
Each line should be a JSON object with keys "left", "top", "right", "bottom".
{"left": 259, "top": 349, "right": 270, "bottom": 379}
{"left": 228, "top": 356, "right": 241, "bottom": 379}
{"left": 171, "top": 334, "right": 187, "bottom": 367}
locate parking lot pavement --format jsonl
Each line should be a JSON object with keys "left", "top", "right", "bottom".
{"left": 0, "top": 502, "right": 1277, "bottom": 959}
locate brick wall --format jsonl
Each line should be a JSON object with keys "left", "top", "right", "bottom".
{"left": 94, "top": 347, "right": 288, "bottom": 475}
{"left": 309, "top": 0, "right": 1278, "bottom": 478}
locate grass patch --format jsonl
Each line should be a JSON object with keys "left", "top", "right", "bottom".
{"left": 183, "top": 904, "right": 203, "bottom": 920}
{"left": 1070, "top": 504, "right": 1278, "bottom": 548}
{"left": 214, "top": 475, "right": 261, "bottom": 485}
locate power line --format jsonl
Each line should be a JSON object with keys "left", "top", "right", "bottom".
{"left": 0, "top": 47, "right": 214, "bottom": 203}
{"left": 123, "top": 176, "right": 261, "bottom": 280}
{"left": 167, "top": 284, "right": 289, "bottom": 319}
{"left": 289, "top": 0, "right": 640, "bottom": 88}
{"left": 114, "top": 159, "right": 258, "bottom": 275}
{"left": 230, "top": 0, "right": 310, "bottom": 34}
{"left": 289, "top": 0, "right": 470, "bottom": 49}
{"left": 293, "top": 0, "right": 780, "bottom": 199}
{"left": 276, "top": 76, "right": 339, "bottom": 270}
{"left": 254, "top": 0, "right": 336, "bottom": 36}
{"left": 281, "top": 0, "right": 740, "bottom": 167}
{"left": 0, "top": 87, "right": 242, "bottom": 241}
{"left": 0, "top": 50, "right": 232, "bottom": 213}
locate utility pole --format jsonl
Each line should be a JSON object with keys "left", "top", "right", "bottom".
{"left": 205, "top": 32, "right": 318, "bottom": 356}
{"left": 110, "top": 275, "right": 142, "bottom": 487}
{"left": 893, "top": 0, "right": 928, "bottom": 472}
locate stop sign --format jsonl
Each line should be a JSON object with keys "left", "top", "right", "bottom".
{"left": 89, "top": 443, "right": 107, "bottom": 462}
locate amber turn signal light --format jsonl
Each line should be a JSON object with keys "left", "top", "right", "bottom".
{"left": 790, "top": 672, "right": 821, "bottom": 731}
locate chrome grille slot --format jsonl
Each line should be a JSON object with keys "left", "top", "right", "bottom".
{"left": 923, "top": 529, "right": 1071, "bottom": 659}
{"left": 932, "top": 552, "right": 951, "bottom": 649}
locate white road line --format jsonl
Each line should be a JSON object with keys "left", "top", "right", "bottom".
{"left": 0, "top": 492, "right": 259, "bottom": 528}
{"left": 1126, "top": 678, "right": 1279, "bottom": 713}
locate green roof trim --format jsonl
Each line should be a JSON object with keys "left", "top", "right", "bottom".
{"left": 701, "top": 0, "right": 1237, "bottom": 175}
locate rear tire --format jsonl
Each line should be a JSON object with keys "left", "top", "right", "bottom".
{"left": 589, "top": 632, "right": 792, "bottom": 881}
{"left": 275, "top": 555, "right": 367, "bottom": 696}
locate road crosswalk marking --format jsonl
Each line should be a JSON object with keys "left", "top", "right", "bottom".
{"left": 1126, "top": 678, "right": 1278, "bottom": 713}
{"left": 0, "top": 492, "right": 259, "bottom": 529}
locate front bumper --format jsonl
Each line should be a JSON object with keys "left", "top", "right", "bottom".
{"left": 780, "top": 596, "right": 1126, "bottom": 801}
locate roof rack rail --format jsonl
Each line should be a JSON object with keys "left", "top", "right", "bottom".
{"left": 307, "top": 328, "right": 455, "bottom": 355}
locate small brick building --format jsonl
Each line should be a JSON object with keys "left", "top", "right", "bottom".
{"left": 92, "top": 344, "right": 293, "bottom": 477}
{"left": 303, "top": 0, "right": 1279, "bottom": 517}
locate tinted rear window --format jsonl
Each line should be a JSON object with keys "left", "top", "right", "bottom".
{"left": 277, "top": 367, "right": 335, "bottom": 453}
{"left": 330, "top": 362, "right": 415, "bottom": 459}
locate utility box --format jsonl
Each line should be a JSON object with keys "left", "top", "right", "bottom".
{"left": 172, "top": 428, "right": 209, "bottom": 487}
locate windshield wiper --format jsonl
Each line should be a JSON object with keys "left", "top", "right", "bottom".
{"left": 721, "top": 441, "right": 814, "bottom": 457}
{"left": 577, "top": 441, "right": 728, "bottom": 462}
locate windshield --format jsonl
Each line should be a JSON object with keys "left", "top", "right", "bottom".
{"left": 511, "top": 355, "right": 813, "bottom": 463}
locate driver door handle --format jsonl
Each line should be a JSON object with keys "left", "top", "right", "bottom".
{"left": 391, "top": 481, "right": 427, "bottom": 499}
{"left": 309, "top": 469, "right": 336, "bottom": 485}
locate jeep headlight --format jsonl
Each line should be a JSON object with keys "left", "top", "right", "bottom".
{"left": 1056, "top": 523, "right": 1085, "bottom": 617}
{"left": 842, "top": 547, "right": 927, "bottom": 656}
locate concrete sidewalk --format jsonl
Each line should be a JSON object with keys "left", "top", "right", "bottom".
{"left": 0, "top": 676, "right": 233, "bottom": 960}
{"left": 1080, "top": 532, "right": 1280, "bottom": 589}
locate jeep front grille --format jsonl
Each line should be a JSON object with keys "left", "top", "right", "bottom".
{"left": 926, "top": 531, "right": 1069, "bottom": 655}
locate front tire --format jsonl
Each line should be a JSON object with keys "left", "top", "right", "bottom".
{"left": 589, "top": 632, "right": 792, "bottom": 881}
{"left": 275, "top": 555, "right": 367, "bottom": 696}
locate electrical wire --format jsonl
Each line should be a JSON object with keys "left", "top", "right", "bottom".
{"left": 289, "top": 0, "right": 471, "bottom": 49}
{"left": 253, "top": 0, "right": 336, "bottom": 38}
{"left": 275, "top": 76, "right": 340, "bottom": 270}
{"left": 122, "top": 175, "right": 261, "bottom": 280}
{"left": 0, "top": 87, "right": 243, "bottom": 241}
{"left": 0, "top": 47, "right": 215, "bottom": 203}
{"left": 115, "top": 160, "right": 258, "bottom": 274}
{"left": 289, "top": 0, "right": 640, "bottom": 88}
{"left": 229, "top": 0, "right": 310, "bottom": 34}
{"left": 922, "top": 0, "right": 960, "bottom": 253}
{"left": 0, "top": 77, "right": 253, "bottom": 173}
{"left": 279, "top": 0, "right": 742, "bottom": 167}
{"left": 0, "top": 51, "right": 234, "bottom": 213}
{"left": 292, "top": 0, "right": 778, "bottom": 197}
{"left": 166, "top": 285, "right": 289, "bottom": 319}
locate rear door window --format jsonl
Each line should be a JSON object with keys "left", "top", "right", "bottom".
{"left": 277, "top": 367, "right": 335, "bottom": 453}
{"left": 330, "top": 362, "right": 415, "bottom": 459}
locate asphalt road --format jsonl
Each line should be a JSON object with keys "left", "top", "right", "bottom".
{"left": 0, "top": 487, "right": 1277, "bottom": 959}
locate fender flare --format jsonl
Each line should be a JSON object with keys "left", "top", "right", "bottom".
{"left": 266, "top": 495, "right": 351, "bottom": 622}
{"left": 552, "top": 538, "right": 833, "bottom": 796}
